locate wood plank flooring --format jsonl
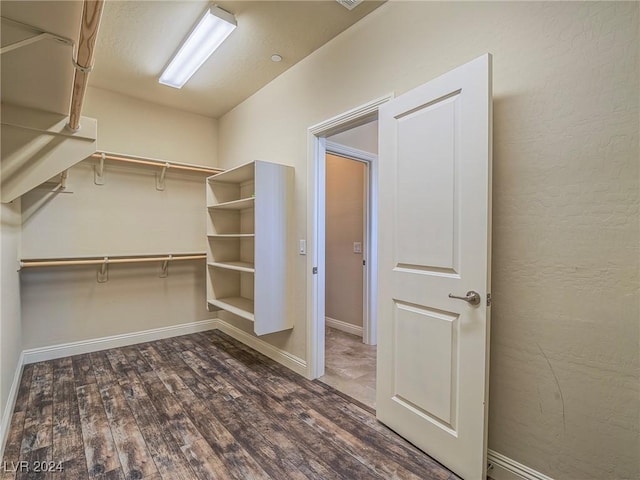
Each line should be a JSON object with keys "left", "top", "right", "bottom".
{"left": 1, "top": 330, "right": 458, "bottom": 480}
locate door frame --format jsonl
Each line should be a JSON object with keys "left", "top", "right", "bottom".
{"left": 325, "top": 142, "right": 376, "bottom": 344}
{"left": 306, "top": 94, "right": 393, "bottom": 380}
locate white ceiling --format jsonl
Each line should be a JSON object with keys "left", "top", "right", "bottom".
{"left": 1, "top": 1, "right": 383, "bottom": 119}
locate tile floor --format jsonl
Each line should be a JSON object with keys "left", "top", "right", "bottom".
{"left": 319, "top": 327, "right": 377, "bottom": 409}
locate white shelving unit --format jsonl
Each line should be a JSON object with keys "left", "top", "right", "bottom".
{"left": 206, "top": 160, "right": 294, "bottom": 335}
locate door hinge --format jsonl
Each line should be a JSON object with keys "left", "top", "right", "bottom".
{"left": 363, "top": 260, "right": 366, "bottom": 266}
{"left": 312, "top": 267, "right": 318, "bottom": 274}
{"left": 487, "top": 293, "right": 492, "bottom": 307}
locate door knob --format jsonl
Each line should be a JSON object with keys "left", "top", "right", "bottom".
{"left": 448, "top": 291, "right": 481, "bottom": 306}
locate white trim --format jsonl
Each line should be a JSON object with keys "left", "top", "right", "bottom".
{"left": 22, "top": 319, "right": 218, "bottom": 364}
{"left": 306, "top": 93, "right": 392, "bottom": 380}
{"left": 308, "top": 94, "right": 392, "bottom": 136}
{"left": 214, "top": 319, "right": 307, "bottom": 377}
{"left": 325, "top": 317, "right": 363, "bottom": 337}
{"left": 0, "top": 352, "right": 24, "bottom": 459}
{"left": 325, "top": 142, "right": 377, "bottom": 163}
{"left": 487, "top": 450, "right": 554, "bottom": 480}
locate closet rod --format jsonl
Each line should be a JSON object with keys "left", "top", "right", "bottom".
{"left": 90, "top": 153, "right": 224, "bottom": 174}
{"left": 68, "top": 0, "right": 105, "bottom": 131}
{"left": 20, "top": 254, "right": 206, "bottom": 268}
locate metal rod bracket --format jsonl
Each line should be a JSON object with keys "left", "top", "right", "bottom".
{"left": 160, "top": 254, "right": 172, "bottom": 278}
{"left": 97, "top": 257, "right": 109, "bottom": 283}
{"left": 94, "top": 152, "right": 106, "bottom": 185}
{"left": 58, "top": 170, "right": 69, "bottom": 191}
{"left": 72, "top": 57, "right": 93, "bottom": 73}
{"left": 156, "top": 163, "right": 170, "bottom": 191}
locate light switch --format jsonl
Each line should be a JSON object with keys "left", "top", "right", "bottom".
{"left": 299, "top": 239, "right": 307, "bottom": 255}
{"left": 353, "top": 242, "right": 362, "bottom": 254}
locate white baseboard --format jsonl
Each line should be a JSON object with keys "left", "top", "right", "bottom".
{"left": 213, "top": 319, "right": 307, "bottom": 377}
{"left": 0, "top": 352, "right": 24, "bottom": 460}
{"left": 488, "top": 450, "right": 554, "bottom": 480}
{"left": 22, "top": 319, "right": 218, "bottom": 364}
{"left": 325, "top": 316, "right": 363, "bottom": 337}
{"left": 4, "top": 317, "right": 307, "bottom": 459}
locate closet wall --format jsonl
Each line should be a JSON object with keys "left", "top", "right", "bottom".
{"left": 0, "top": 200, "right": 22, "bottom": 426}
{"left": 217, "top": 2, "right": 639, "bottom": 479}
{"left": 20, "top": 86, "right": 219, "bottom": 350}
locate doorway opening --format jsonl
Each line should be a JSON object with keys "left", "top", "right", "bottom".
{"left": 305, "top": 94, "right": 393, "bottom": 407}
{"left": 320, "top": 139, "right": 377, "bottom": 408}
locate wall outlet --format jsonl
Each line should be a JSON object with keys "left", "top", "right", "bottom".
{"left": 353, "top": 242, "right": 362, "bottom": 254}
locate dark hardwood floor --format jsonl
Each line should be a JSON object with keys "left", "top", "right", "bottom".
{"left": 1, "top": 330, "right": 458, "bottom": 480}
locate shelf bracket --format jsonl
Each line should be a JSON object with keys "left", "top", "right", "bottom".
{"left": 57, "top": 170, "right": 69, "bottom": 191}
{"left": 94, "top": 152, "right": 106, "bottom": 185}
{"left": 156, "top": 163, "right": 170, "bottom": 191}
{"left": 160, "top": 255, "right": 172, "bottom": 278}
{"left": 97, "top": 257, "right": 109, "bottom": 283}
{"left": 0, "top": 30, "right": 73, "bottom": 55}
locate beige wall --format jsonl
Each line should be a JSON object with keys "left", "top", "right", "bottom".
{"left": 325, "top": 154, "right": 364, "bottom": 329}
{"left": 328, "top": 120, "right": 378, "bottom": 154}
{"left": 217, "top": 2, "right": 639, "bottom": 479}
{"left": 19, "top": 89, "right": 218, "bottom": 350}
{"left": 0, "top": 199, "right": 22, "bottom": 435}
{"left": 84, "top": 86, "right": 218, "bottom": 166}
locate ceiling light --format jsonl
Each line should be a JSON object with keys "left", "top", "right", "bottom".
{"left": 159, "top": 5, "right": 236, "bottom": 89}
{"left": 271, "top": 54, "right": 282, "bottom": 62}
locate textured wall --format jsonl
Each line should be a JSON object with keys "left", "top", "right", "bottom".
{"left": 0, "top": 200, "right": 21, "bottom": 436}
{"left": 325, "top": 154, "right": 365, "bottom": 329}
{"left": 217, "top": 2, "right": 639, "bottom": 478}
{"left": 84, "top": 87, "right": 218, "bottom": 166}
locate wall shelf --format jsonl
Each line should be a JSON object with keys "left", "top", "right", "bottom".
{"left": 207, "top": 234, "right": 255, "bottom": 238}
{"left": 207, "top": 197, "right": 255, "bottom": 210}
{"left": 208, "top": 297, "right": 255, "bottom": 322}
{"left": 206, "top": 160, "right": 293, "bottom": 336}
{"left": 208, "top": 261, "right": 255, "bottom": 273}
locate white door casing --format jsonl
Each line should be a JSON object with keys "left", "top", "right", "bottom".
{"left": 376, "top": 54, "right": 492, "bottom": 480}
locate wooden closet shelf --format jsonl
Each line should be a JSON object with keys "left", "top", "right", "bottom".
{"left": 207, "top": 197, "right": 255, "bottom": 210}
{"left": 208, "top": 297, "right": 255, "bottom": 322}
{"left": 207, "top": 162, "right": 254, "bottom": 184}
{"left": 207, "top": 261, "right": 255, "bottom": 273}
{"left": 208, "top": 234, "right": 255, "bottom": 238}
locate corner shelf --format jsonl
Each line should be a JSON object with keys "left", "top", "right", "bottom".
{"left": 208, "top": 261, "right": 255, "bottom": 273}
{"left": 207, "top": 197, "right": 255, "bottom": 210}
{"left": 206, "top": 160, "right": 293, "bottom": 336}
{"left": 208, "top": 297, "right": 254, "bottom": 322}
{"left": 207, "top": 234, "right": 255, "bottom": 238}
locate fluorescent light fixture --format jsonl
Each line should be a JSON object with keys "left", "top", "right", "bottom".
{"left": 159, "top": 5, "right": 236, "bottom": 89}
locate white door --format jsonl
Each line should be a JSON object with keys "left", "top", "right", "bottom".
{"left": 376, "top": 54, "right": 492, "bottom": 480}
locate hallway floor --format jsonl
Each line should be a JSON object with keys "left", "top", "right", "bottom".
{"left": 319, "top": 327, "right": 377, "bottom": 410}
